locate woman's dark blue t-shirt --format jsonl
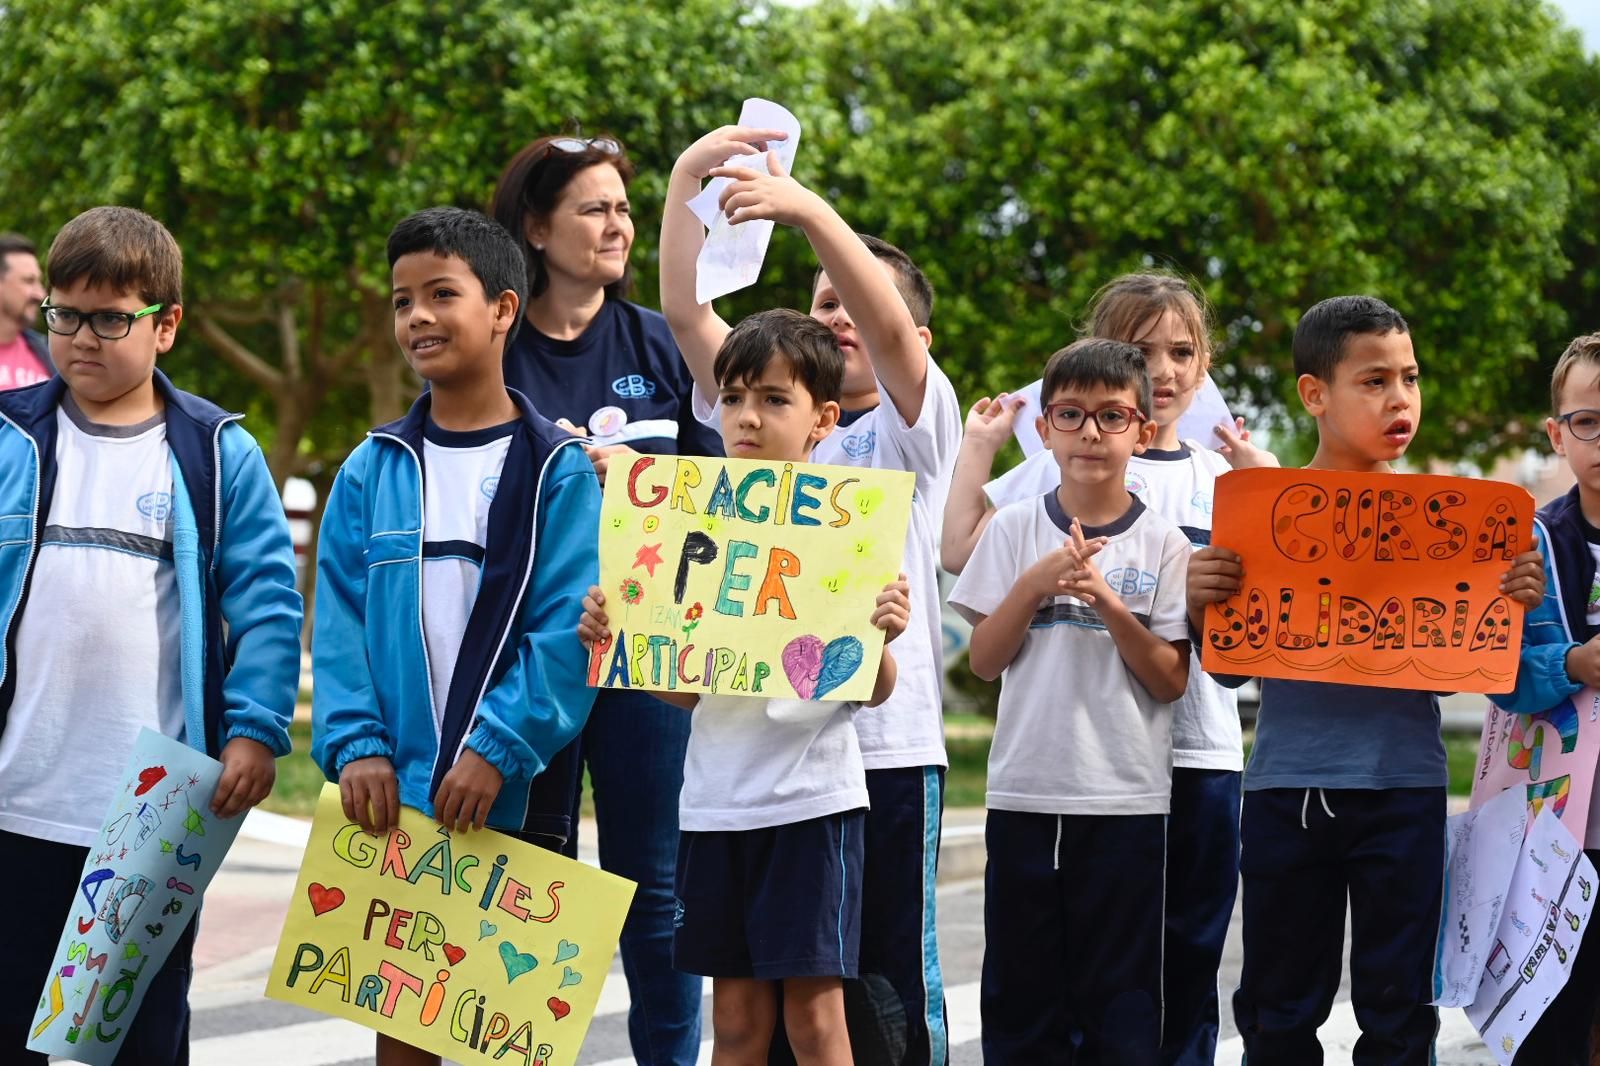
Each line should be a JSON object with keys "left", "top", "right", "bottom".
{"left": 503, "top": 299, "right": 723, "bottom": 458}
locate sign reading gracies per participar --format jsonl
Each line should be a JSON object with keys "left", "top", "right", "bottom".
{"left": 1203, "top": 468, "right": 1534, "bottom": 693}
{"left": 589, "top": 454, "right": 914, "bottom": 703}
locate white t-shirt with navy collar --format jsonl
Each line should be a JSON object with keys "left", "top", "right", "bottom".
{"left": 420, "top": 418, "right": 514, "bottom": 727}
{"left": 949, "top": 492, "right": 1193, "bottom": 814}
{"left": 693, "top": 357, "right": 963, "bottom": 771}
{"left": 0, "top": 397, "right": 184, "bottom": 845}
{"left": 986, "top": 441, "right": 1243, "bottom": 772}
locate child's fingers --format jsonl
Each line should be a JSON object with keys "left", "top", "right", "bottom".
{"left": 382, "top": 775, "right": 400, "bottom": 836}
{"left": 340, "top": 779, "right": 358, "bottom": 825}
{"left": 709, "top": 164, "right": 767, "bottom": 184}
{"left": 211, "top": 767, "right": 239, "bottom": 817}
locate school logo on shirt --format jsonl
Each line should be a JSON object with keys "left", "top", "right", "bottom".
{"left": 1104, "top": 567, "right": 1158, "bottom": 596}
{"left": 480, "top": 476, "right": 500, "bottom": 502}
{"left": 611, "top": 374, "right": 657, "bottom": 399}
{"left": 136, "top": 491, "right": 172, "bottom": 520}
{"left": 1125, "top": 471, "right": 1149, "bottom": 496}
{"left": 839, "top": 430, "right": 876, "bottom": 460}
{"left": 1190, "top": 489, "right": 1213, "bottom": 515}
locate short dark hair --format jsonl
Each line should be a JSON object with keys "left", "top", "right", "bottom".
{"left": 0, "top": 233, "right": 37, "bottom": 276}
{"left": 1041, "top": 337, "right": 1152, "bottom": 418}
{"left": 1292, "top": 295, "right": 1410, "bottom": 380}
{"left": 46, "top": 207, "right": 182, "bottom": 310}
{"left": 813, "top": 234, "right": 934, "bottom": 327}
{"left": 713, "top": 308, "right": 844, "bottom": 405}
{"left": 489, "top": 135, "right": 636, "bottom": 302}
{"left": 387, "top": 207, "right": 527, "bottom": 338}
{"left": 1551, "top": 332, "right": 1600, "bottom": 414}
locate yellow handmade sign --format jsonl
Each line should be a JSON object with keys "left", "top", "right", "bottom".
{"left": 266, "top": 785, "right": 635, "bottom": 1066}
{"left": 589, "top": 453, "right": 915, "bottom": 702}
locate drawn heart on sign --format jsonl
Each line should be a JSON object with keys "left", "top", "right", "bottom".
{"left": 554, "top": 939, "right": 579, "bottom": 963}
{"left": 499, "top": 941, "right": 537, "bottom": 983}
{"left": 547, "top": 997, "right": 571, "bottom": 1021}
{"left": 559, "top": 966, "right": 582, "bottom": 989}
{"left": 442, "top": 943, "right": 466, "bottom": 966}
{"left": 307, "top": 883, "right": 345, "bottom": 917}
{"left": 134, "top": 766, "right": 167, "bottom": 797}
{"left": 781, "top": 635, "right": 865, "bottom": 700}
{"left": 478, "top": 920, "right": 497, "bottom": 941}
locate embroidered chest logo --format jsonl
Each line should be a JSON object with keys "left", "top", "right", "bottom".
{"left": 136, "top": 491, "right": 173, "bottom": 521}
{"left": 480, "top": 476, "right": 500, "bottom": 502}
{"left": 839, "top": 430, "right": 876, "bottom": 460}
{"left": 1191, "top": 489, "right": 1214, "bottom": 515}
{"left": 1124, "top": 472, "right": 1149, "bottom": 496}
{"left": 611, "top": 374, "right": 657, "bottom": 399}
{"left": 1104, "top": 567, "right": 1158, "bottom": 596}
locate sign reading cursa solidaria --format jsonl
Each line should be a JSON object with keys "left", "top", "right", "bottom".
{"left": 1203, "top": 468, "right": 1534, "bottom": 693}
{"left": 589, "top": 454, "right": 915, "bottom": 702}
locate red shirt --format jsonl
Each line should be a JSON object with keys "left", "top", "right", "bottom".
{"left": 0, "top": 334, "right": 49, "bottom": 390}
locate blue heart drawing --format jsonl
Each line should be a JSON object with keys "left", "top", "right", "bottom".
{"left": 555, "top": 939, "right": 579, "bottom": 963}
{"left": 559, "top": 966, "right": 583, "bottom": 989}
{"left": 498, "top": 941, "right": 537, "bottom": 983}
{"left": 815, "top": 636, "right": 864, "bottom": 700}
{"left": 479, "top": 920, "right": 497, "bottom": 941}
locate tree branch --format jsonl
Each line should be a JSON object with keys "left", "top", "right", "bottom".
{"left": 192, "top": 315, "right": 284, "bottom": 392}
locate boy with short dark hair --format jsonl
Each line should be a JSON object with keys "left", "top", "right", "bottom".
{"left": 0, "top": 205, "right": 303, "bottom": 1061}
{"left": 580, "top": 300, "right": 909, "bottom": 1066}
{"left": 1188, "top": 295, "right": 1546, "bottom": 1065}
{"left": 1494, "top": 330, "right": 1600, "bottom": 1065}
{"left": 949, "top": 338, "right": 1193, "bottom": 1066}
{"left": 311, "top": 206, "right": 601, "bottom": 1066}
{"left": 662, "top": 127, "right": 959, "bottom": 1064}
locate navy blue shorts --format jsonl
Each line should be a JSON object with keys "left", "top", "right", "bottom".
{"left": 673, "top": 809, "right": 865, "bottom": 979}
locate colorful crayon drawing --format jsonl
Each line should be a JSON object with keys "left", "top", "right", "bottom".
{"left": 1203, "top": 469, "right": 1533, "bottom": 692}
{"left": 588, "top": 454, "right": 915, "bottom": 702}
{"left": 1474, "top": 688, "right": 1600, "bottom": 847}
{"left": 26, "top": 729, "right": 244, "bottom": 1064}
{"left": 267, "top": 784, "right": 635, "bottom": 1066}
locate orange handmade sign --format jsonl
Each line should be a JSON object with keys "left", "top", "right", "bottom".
{"left": 1203, "top": 469, "right": 1534, "bottom": 692}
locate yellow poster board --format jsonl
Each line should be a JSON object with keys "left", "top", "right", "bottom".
{"left": 589, "top": 454, "right": 915, "bottom": 702}
{"left": 266, "top": 785, "right": 635, "bottom": 1066}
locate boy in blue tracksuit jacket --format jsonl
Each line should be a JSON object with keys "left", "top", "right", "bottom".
{"left": 1494, "top": 330, "right": 1600, "bottom": 1066}
{"left": 311, "top": 209, "right": 598, "bottom": 964}
{"left": 0, "top": 207, "right": 302, "bottom": 1063}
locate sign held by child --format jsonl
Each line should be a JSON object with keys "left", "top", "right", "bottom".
{"left": 588, "top": 453, "right": 913, "bottom": 702}
{"left": 267, "top": 785, "right": 635, "bottom": 1066}
{"left": 1204, "top": 467, "right": 1534, "bottom": 692}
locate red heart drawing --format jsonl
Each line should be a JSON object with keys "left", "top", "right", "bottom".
{"left": 307, "top": 883, "right": 345, "bottom": 917}
{"left": 547, "top": 996, "right": 571, "bottom": 1021}
{"left": 443, "top": 943, "right": 465, "bottom": 966}
{"left": 134, "top": 766, "right": 167, "bottom": 797}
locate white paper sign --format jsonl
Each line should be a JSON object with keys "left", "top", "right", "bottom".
{"left": 1465, "top": 807, "right": 1597, "bottom": 1063}
{"left": 688, "top": 98, "right": 802, "bottom": 304}
{"left": 1433, "top": 786, "right": 1528, "bottom": 1007}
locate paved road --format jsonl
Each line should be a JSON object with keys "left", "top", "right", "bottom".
{"left": 56, "top": 809, "right": 1497, "bottom": 1066}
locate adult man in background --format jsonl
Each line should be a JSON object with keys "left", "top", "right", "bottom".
{"left": 0, "top": 234, "right": 50, "bottom": 390}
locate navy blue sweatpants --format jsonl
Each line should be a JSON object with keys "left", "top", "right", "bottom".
{"left": 1234, "top": 786, "right": 1445, "bottom": 1066}
{"left": 982, "top": 809, "right": 1166, "bottom": 1066}
{"left": 1161, "top": 767, "right": 1241, "bottom": 1066}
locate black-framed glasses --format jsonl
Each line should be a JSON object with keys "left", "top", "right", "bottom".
{"left": 1558, "top": 409, "right": 1600, "bottom": 442}
{"left": 41, "top": 303, "right": 164, "bottom": 340}
{"left": 1044, "top": 402, "right": 1147, "bottom": 435}
{"left": 545, "top": 136, "right": 622, "bottom": 156}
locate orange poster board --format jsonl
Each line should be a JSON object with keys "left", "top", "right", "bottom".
{"left": 1202, "top": 469, "right": 1534, "bottom": 693}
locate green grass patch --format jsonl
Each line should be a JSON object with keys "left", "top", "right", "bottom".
{"left": 260, "top": 721, "right": 327, "bottom": 818}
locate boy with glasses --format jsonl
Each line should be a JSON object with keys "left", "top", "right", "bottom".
{"left": 948, "top": 338, "right": 1193, "bottom": 1065}
{"left": 1493, "top": 330, "right": 1600, "bottom": 1065}
{"left": 0, "top": 206, "right": 302, "bottom": 1062}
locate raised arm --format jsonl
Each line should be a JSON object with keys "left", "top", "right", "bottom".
{"left": 943, "top": 394, "right": 1026, "bottom": 573}
{"left": 713, "top": 154, "right": 928, "bottom": 421}
{"left": 660, "top": 126, "right": 788, "bottom": 401}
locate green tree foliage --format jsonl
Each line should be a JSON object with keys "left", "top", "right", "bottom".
{"left": 810, "top": 0, "right": 1600, "bottom": 459}
{"left": 0, "top": 0, "right": 1595, "bottom": 473}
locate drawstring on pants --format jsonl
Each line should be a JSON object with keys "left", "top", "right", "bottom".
{"left": 1053, "top": 815, "right": 1063, "bottom": 871}
{"left": 1300, "top": 788, "right": 1338, "bottom": 829}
